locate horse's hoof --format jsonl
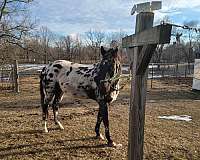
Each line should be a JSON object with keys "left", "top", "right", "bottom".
{"left": 96, "top": 134, "right": 105, "bottom": 140}
{"left": 44, "top": 129, "right": 48, "bottom": 133}
{"left": 107, "top": 141, "right": 122, "bottom": 148}
{"left": 59, "top": 125, "right": 64, "bottom": 130}
{"left": 60, "top": 127, "right": 64, "bottom": 130}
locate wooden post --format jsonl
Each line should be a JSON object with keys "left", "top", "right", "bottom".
{"left": 13, "top": 60, "right": 19, "bottom": 93}
{"left": 122, "top": 5, "right": 171, "bottom": 159}
{"left": 128, "top": 12, "right": 154, "bottom": 160}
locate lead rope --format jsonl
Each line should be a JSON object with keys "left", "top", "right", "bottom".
{"left": 101, "top": 73, "right": 132, "bottom": 92}
{"left": 118, "top": 74, "right": 132, "bottom": 91}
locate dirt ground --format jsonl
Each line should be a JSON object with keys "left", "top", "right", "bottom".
{"left": 0, "top": 76, "right": 200, "bottom": 160}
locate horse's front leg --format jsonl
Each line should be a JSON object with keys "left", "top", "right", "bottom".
{"left": 98, "top": 101, "right": 116, "bottom": 147}
{"left": 95, "top": 111, "right": 104, "bottom": 140}
{"left": 53, "top": 107, "right": 64, "bottom": 130}
{"left": 52, "top": 92, "right": 64, "bottom": 130}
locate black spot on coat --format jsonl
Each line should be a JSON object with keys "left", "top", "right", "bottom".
{"left": 66, "top": 67, "right": 73, "bottom": 76}
{"left": 86, "top": 68, "right": 93, "bottom": 73}
{"left": 83, "top": 74, "right": 91, "bottom": 77}
{"left": 42, "top": 67, "right": 45, "bottom": 72}
{"left": 53, "top": 64, "right": 63, "bottom": 69}
{"left": 78, "top": 67, "right": 88, "bottom": 71}
{"left": 76, "top": 70, "right": 84, "bottom": 75}
{"left": 77, "top": 85, "right": 82, "bottom": 89}
{"left": 48, "top": 73, "right": 53, "bottom": 78}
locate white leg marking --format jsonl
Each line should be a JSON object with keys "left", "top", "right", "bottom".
{"left": 44, "top": 121, "right": 48, "bottom": 133}
{"left": 57, "top": 121, "right": 64, "bottom": 130}
{"left": 108, "top": 141, "right": 123, "bottom": 148}
{"left": 55, "top": 111, "right": 64, "bottom": 130}
{"left": 99, "top": 134, "right": 105, "bottom": 140}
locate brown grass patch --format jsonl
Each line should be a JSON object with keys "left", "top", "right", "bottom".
{"left": 0, "top": 76, "right": 199, "bottom": 159}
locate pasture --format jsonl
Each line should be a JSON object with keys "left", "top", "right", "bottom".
{"left": 0, "top": 76, "right": 200, "bottom": 159}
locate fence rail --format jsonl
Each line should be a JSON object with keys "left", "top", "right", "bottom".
{"left": 0, "top": 62, "right": 195, "bottom": 92}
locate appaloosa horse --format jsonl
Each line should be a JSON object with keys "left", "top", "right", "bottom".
{"left": 40, "top": 46, "right": 121, "bottom": 146}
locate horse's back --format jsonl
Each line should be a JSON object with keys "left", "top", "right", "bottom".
{"left": 51, "top": 60, "right": 93, "bottom": 70}
{"left": 43, "top": 60, "right": 97, "bottom": 99}
{"left": 40, "top": 59, "right": 120, "bottom": 103}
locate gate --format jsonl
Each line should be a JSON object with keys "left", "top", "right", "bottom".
{"left": 0, "top": 60, "right": 19, "bottom": 92}
{"left": 0, "top": 64, "right": 14, "bottom": 91}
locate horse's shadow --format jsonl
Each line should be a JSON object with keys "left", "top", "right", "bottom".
{"left": 0, "top": 129, "right": 43, "bottom": 137}
{"left": 0, "top": 127, "right": 99, "bottom": 137}
{"left": 0, "top": 143, "right": 106, "bottom": 158}
{"left": 0, "top": 129, "right": 107, "bottom": 158}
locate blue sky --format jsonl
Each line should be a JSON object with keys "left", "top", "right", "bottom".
{"left": 30, "top": 0, "right": 200, "bottom": 36}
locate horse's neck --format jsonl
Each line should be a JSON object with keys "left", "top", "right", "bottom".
{"left": 96, "top": 60, "right": 114, "bottom": 79}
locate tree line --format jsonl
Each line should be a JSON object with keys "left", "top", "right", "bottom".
{"left": 1, "top": 0, "right": 200, "bottom": 65}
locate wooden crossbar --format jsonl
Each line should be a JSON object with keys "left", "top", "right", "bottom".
{"left": 122, "top": 24, "right": 172, "bottom": 48}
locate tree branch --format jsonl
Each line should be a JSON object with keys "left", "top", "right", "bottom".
{"left": 0, "top": 0, "right": 7, "bottom": 21}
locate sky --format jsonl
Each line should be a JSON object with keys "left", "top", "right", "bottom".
{"left": 30, "top": 0, "right": 200, "bottom": 36}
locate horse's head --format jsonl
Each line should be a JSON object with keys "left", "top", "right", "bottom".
{"left": 97, "top": 46, "right": 121, "bottom": 103}
{"left": 100, "top": 46, "right": 121, "bottom": 78}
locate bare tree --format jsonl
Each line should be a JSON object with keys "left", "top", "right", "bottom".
{"left": 63, "top": 35, "right": 73, "bottom": 60}
{"left": 0, "top": 0, "right": 35, "bottom": 63}
{"left": 152, "top": 44, "right": 164, "bottom": 70}
{"left": 106, "top": 30, "right": 127, "bottom": 63}
{"left": 72, "top": 34, "right": 82, "bottom": 63}
{"left": 39, "top": 26, "right": 55, "bottom": 63}
{"left": 193, "top": 33, "right": 200, "bottom": 59}
{"left": 106, "top": 30, "right": 126, "bottom": 45}
{"left": 85, "top": 29, "right": 105, "bottom": 61}
{"left": 0, "top": 0, "right": 34, "bottom": 47}
{"left": 53, "top": 35, "right": 64, "bottom": 60}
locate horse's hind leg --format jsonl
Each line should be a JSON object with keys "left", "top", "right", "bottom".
{"left": 52, "top": 82, "right": 64, "bottom": 130}
{"left": 42, "top": 93, "right": 54, "bottom": 133}
{"left": 42, "top": 103, "right": 49, "bottom": 133}
{"left": 40, "top": 75, "right": 50, "bottom": 133}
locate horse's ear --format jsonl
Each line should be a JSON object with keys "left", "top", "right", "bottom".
{"left": 101, "top": 46, "right": 106, "bottom": 56}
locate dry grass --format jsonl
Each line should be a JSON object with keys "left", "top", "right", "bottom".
{"left": 0, "top": 76, "right": 200, "bottom": 159}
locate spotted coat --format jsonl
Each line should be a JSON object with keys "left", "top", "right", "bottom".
{"left": 40, "top": 46, "right": 121, "bottom": 146}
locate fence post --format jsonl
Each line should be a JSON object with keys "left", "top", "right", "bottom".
{"left": 151, "top": 63, "right": 154, "bottom": 88}
{"left": 184, "top": 63, "right": 187, "bottom": 78}
{"left": 128, "top": 12, "right": 154, "bottom": 160}
{"left": 13, "top": 60, "right": 19, "bottom": 93}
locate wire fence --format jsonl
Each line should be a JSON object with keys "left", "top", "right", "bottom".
{"left": 149, "top": 63, "right": 194, "bottom": 88}
{"left": 149, "top": 63, "right": 194, "bottom": 78}
{"left": 0, "top": 62, "right": 195, "bottom": 92}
